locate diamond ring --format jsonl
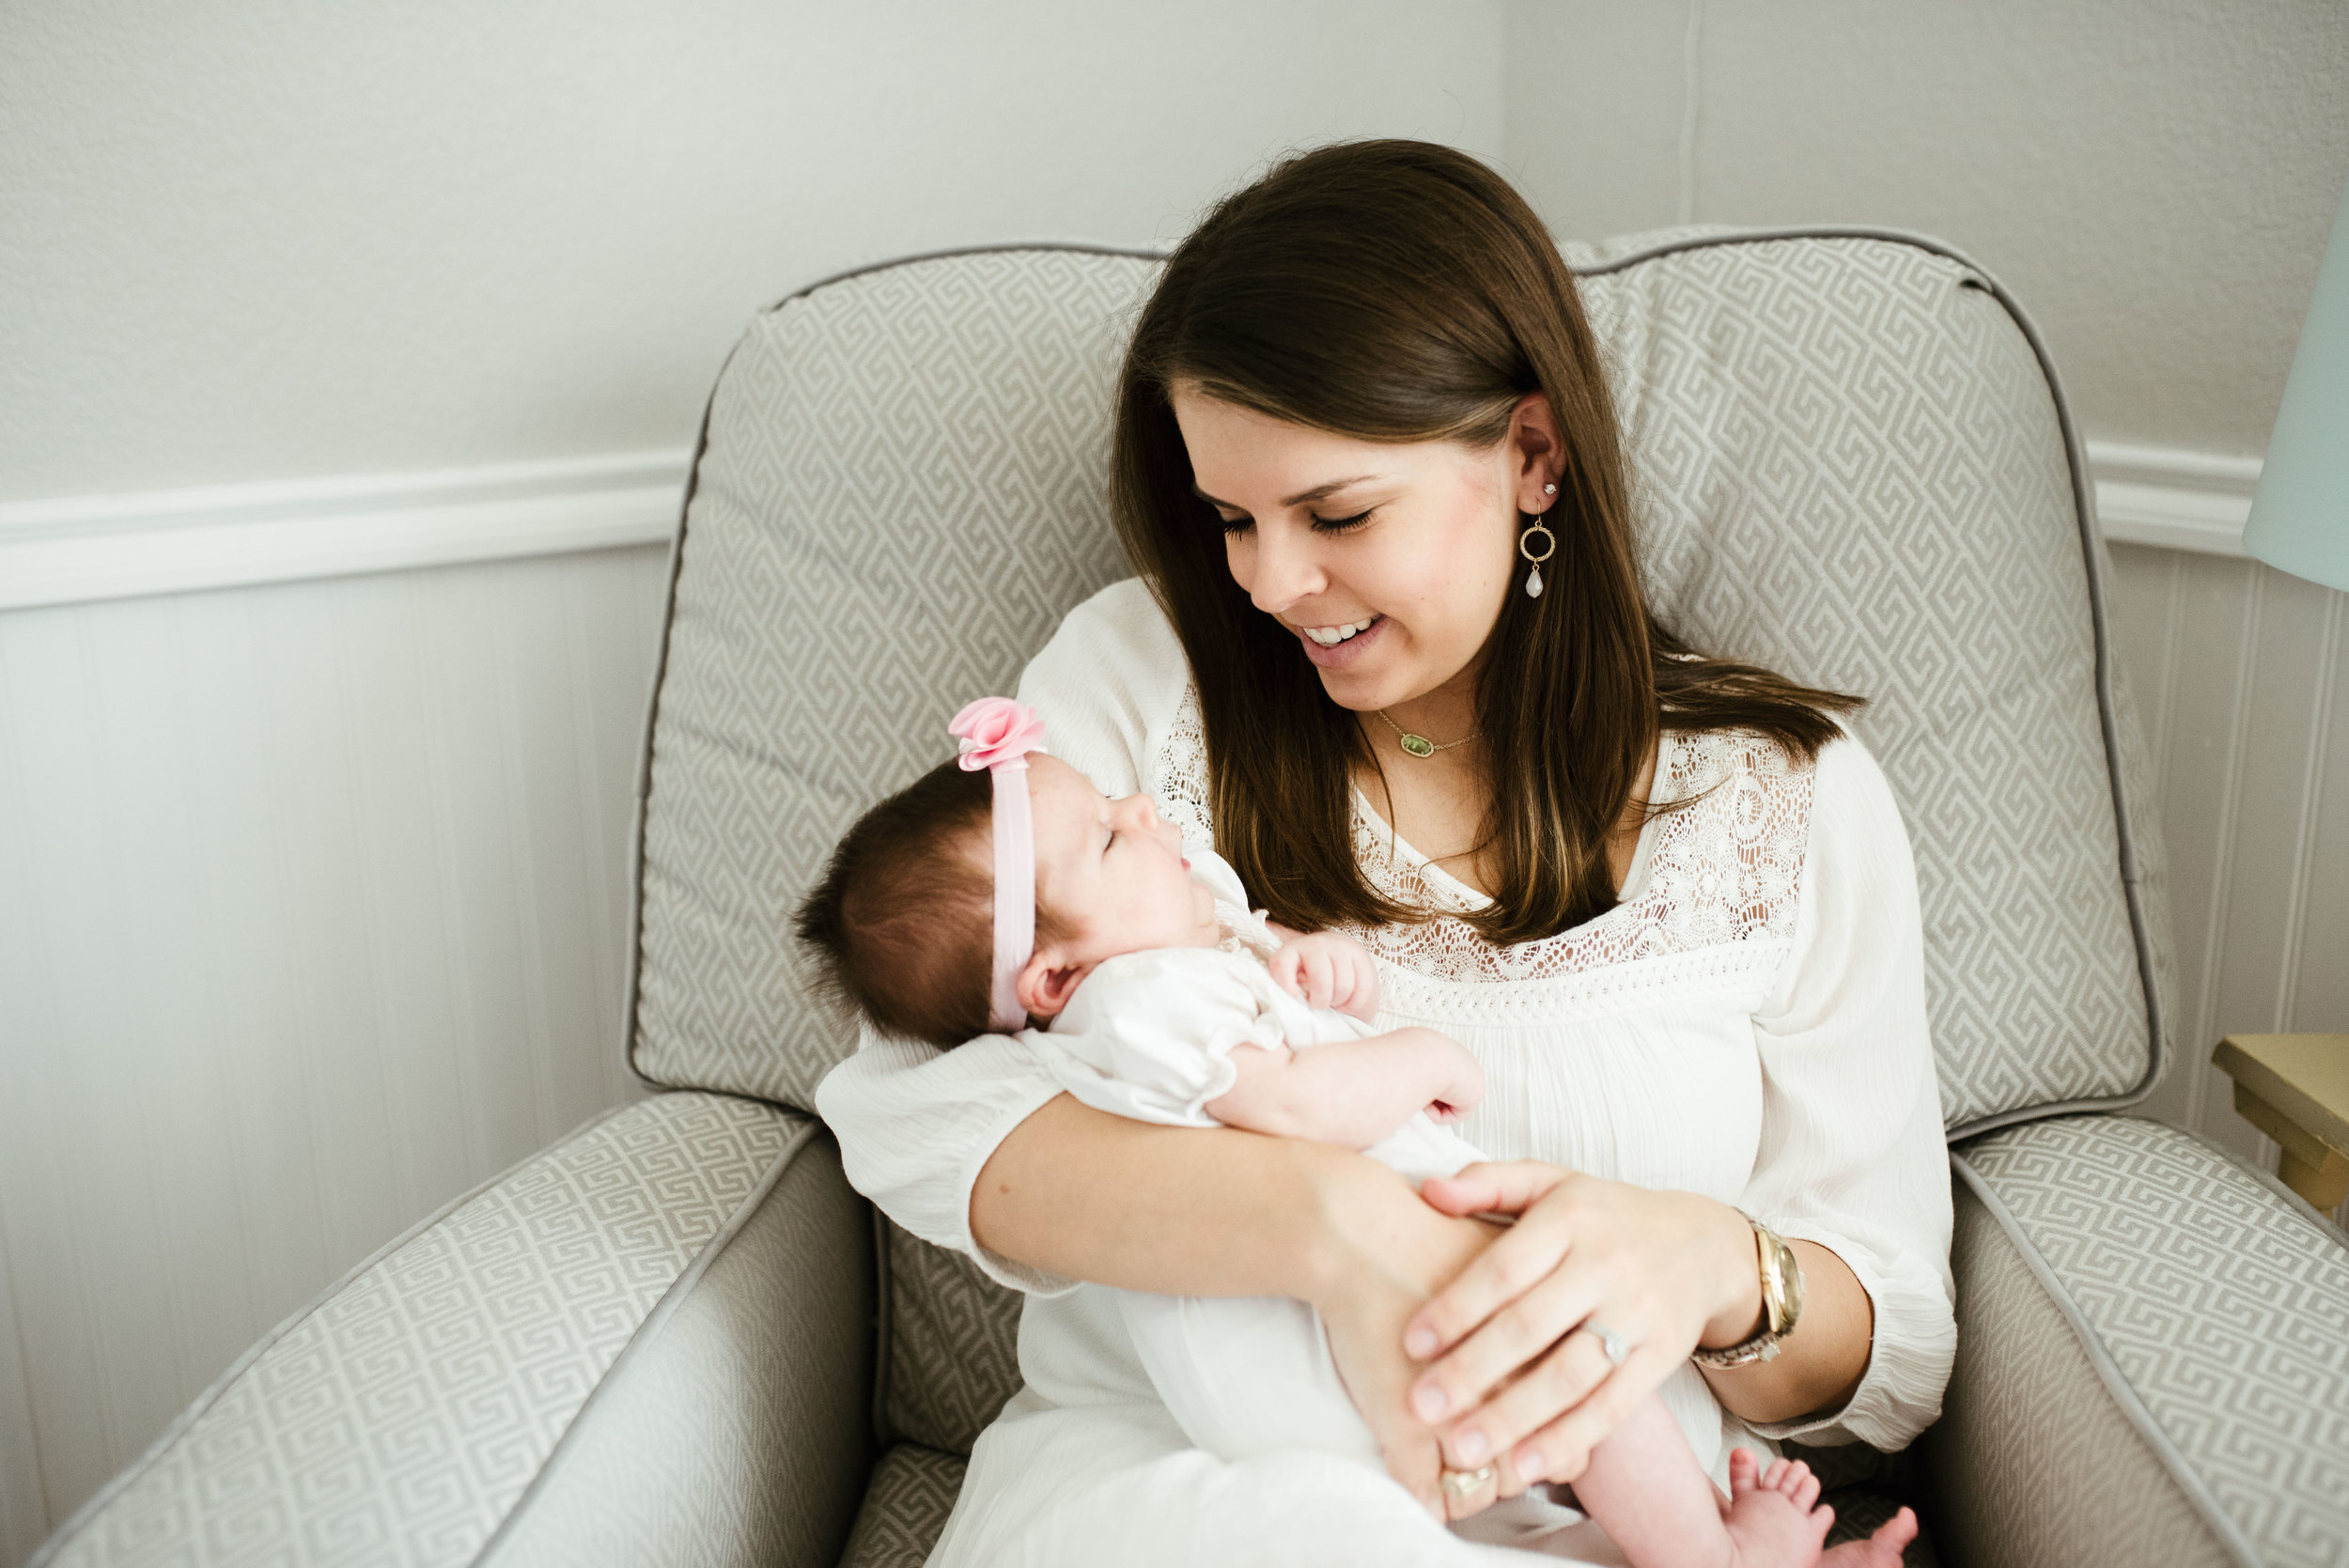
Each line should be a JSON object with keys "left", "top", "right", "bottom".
{"left": 1584, "top": 1320, "right": 1633, "bottom": 1367}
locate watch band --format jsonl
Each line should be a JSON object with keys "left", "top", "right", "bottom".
{"left": 1691, "top": 1214, "right": 1805, "bottom": 1369}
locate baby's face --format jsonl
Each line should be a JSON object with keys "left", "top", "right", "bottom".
{"left": 1025, "top": 753, "right": 1218, "bottom": 963}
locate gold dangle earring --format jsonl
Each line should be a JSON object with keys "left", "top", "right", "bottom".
{"left": 1519, "top": 482, "right": 1558, "bottom": 598}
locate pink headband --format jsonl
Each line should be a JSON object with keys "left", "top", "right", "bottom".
{"left": 948, "top": 697, "right": 1048, "bottom": 1032}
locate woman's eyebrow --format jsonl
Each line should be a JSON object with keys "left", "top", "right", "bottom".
{"left": 1190, "top": 475, "right": 1386, "bottom": 509}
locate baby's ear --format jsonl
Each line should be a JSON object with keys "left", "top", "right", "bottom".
{"left": 1017, "top": 950, "right": 1086, "bottom": 1022}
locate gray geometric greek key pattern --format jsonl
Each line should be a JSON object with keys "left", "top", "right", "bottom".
{"left": 1822, "top": 1488, "right": 1937, "bottom": 1568}
{"left": 840, "top": 1444, "right": 968, "bottom": 1568}
{"left": 628, "top": 233, "right": 2158, "bottom": 1132}
{"left": 1570, "top": 233, "right": 2155, "bottom": 1131}
{"left": 1930, "top": 1178, "right": 2236, "bottom": 1568}
{"left": 879, "top": 1222, "right": 1024, "bottom": 1455}
{"left": 32, "top": 1094, "right": 805, "bottom": 1568}
{"left": 1955, "top": 1115, "right": 2349, "bottom": 1568}
{"left": 632, "top": 249, "right": 1151, "bottom": 1110}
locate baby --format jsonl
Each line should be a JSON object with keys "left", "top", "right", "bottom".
{"left": 798, "top": 700, "right": 1914, "bottom": 1568}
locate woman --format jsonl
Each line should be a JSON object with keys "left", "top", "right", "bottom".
{"left": 817, "top": 140, "right": 1952, "bottom": 1564}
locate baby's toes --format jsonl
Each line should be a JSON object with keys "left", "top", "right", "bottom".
{"left": 1728, "top": 1448, "right": 1761, "bottom": 1498}
{"left": 1761, "top": 1457, "right": 1793, "bottom": 1491}
{"left": 1790, "top": 1465, "right": 1821, "bottom": 1512}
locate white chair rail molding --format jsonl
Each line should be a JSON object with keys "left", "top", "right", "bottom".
{"left": 0, "top": 438, "right": 2269, "bottom": 615}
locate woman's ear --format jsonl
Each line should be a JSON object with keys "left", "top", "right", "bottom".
{"left": 1016, "top": 948, "right": 1088, "bottom": 1022}
{"left": 1509, "top": 391, "right": 1564, "bottom": 513}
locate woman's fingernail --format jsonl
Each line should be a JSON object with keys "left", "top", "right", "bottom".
{"left": 1406, "top": 1327, "right": 1438, "bottom": 1358}
{"left": 1412, "top": 1383, "right": 1449, "bottom": 1421}
{"left": 1515, "top": 1446, "right": 1544, "bottom": 1482}
{"left": 1454, "top": 1429, "right": 1488, "bottom": 1464}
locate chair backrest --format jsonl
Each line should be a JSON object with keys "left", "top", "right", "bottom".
{"left": 628, "top": 232, "right": 2170, "bottom": 1141}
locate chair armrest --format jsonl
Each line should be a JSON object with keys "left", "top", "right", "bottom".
{"left": 31, "top": 1092, "right": 875, "bottom": 1568}
{"left": 1925, "top": 1115, "right": 2349, "bottom": 1568}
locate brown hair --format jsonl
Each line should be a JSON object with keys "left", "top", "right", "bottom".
{"left": 1112, "top": 140, "right": 1861, "bottom": 944}
{"left": 795, "top": 761, "right": 1066, "bottom": 1048}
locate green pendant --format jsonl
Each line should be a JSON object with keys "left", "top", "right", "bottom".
{"left": 1398, "top": 733, "right": 1437, "bottom": 758}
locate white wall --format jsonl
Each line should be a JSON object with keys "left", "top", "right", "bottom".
{"left": 0, "top": 0, "right": 1503, "bottom": 503}
{"left": 1505, "top": 0, "right": 2349, "bottom": 455}
{"left": 3, "top": 3, "right": 2347, "bottom": 1561}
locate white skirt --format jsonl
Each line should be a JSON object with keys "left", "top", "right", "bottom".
{"left": 924, "top": 1283, "right": 1753, "bottom": 1567}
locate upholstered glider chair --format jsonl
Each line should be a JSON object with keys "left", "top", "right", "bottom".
{"left": 33, "top": 233, "right": 2349, "bottom": 1568}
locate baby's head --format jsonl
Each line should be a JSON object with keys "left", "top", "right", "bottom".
{"left": 795, "top": 750, "right": 1217, "bottom": 1047}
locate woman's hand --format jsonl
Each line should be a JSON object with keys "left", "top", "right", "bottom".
{"left": 1305, "top": 1169, "right": 1506, "bottom": 1522}
{"left": 1401, "top": 1162, "right": 1760, "bottom": 1493}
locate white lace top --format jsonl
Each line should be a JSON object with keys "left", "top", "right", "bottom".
{"left": 817, "top": 579, "right": 1956, "bottom": 1459}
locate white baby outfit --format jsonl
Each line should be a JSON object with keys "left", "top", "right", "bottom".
{"left": 817, "top": 580, "right": 1956, "bottom": 1566}
{"left": 1029, "top": 850, "right": 1483, "bottom": 1470}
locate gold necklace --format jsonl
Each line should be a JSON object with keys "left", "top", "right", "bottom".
{"left": 1377, "top": 708, "right": 1480, "bottom": 759}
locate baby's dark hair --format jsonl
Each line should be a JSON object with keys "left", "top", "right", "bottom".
{"left": 795, "top": 759, "right": 1059, "bottom": 1048}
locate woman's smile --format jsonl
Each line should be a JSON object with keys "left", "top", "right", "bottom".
{"left": 1288, "top": 612, "right": 1389, "bottom": 667}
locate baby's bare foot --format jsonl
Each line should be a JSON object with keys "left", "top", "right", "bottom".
{"left": 1817, "top": 1506, "right": 1918, "bottom": 1568}
{"left": 1721, "top": 1450, "right": 1832, "bottom": 1568}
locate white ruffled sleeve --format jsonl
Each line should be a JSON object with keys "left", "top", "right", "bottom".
{"left": 812, "top": 580, "right": 1189, "bottom": 1296}
{"left": 816, "top": 1027, "right": 1077, "bottom": 1294}
{"left": 1738, "top": 734, "right": 1956, "bottom": 1452}
{"left": 1035, "top": 950, "right": 1290, "bottom": 1128}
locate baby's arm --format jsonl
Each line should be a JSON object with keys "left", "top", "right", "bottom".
{"left": 1205, "top": 1027, "right": 1483, "bottom": 1150}
{"left": 1265, "top": 929, "right": 1380, "bottom": 1023}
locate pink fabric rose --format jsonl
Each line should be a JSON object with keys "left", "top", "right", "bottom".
{"left": 950, "top": 697, "right": 1047, "bottom": 772}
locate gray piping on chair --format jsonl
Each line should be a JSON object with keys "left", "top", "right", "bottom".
{"left": 622, "top": 334, "right": 729, "bottom": 1093}
{"left": 1947, "top": 1148, "right": 2262, "bottom": 1568}
{"left": 618, "top": 231, "right": 2166, "bottom": 1141}
{"left": 465, "top": 1116, "right": 824, "bottom": 1564}
{"left": 26, "top": 1099, "right": 648, "bottom": 1568}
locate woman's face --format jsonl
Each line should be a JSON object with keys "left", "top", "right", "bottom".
{"left": 1172, "top": 384, "right": 1557, "bottom": 715}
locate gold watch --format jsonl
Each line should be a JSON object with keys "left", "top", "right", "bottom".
{"left": 1691, "top": 1214, "right": 1804, "bottom": 1368}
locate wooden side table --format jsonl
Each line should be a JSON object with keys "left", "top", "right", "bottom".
{"left": 2213, "top": 1033, "right": 2349, "bottom": 1211}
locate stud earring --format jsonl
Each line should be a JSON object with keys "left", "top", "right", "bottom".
{"left": 1518, "top": 510, "right": 1557, "bottom": 598}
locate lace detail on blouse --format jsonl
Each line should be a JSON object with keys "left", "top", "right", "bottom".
{"left": 1159, "top": 688, "right": 1217, "bottom": 850}
{"left": 1147, "top": 694, "right": 1817, "bottom": 990}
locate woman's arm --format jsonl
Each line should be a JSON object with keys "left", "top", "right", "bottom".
{"left": 1393, "top": 735, "right": 1954, "bottom": 1489}
{"left": 1718, "top": 736, "right": 1955, "bottom": 1450}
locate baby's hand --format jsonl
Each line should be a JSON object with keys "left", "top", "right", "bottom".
{"left": 1269, "top": 931, "right": 1381, "bottom": 1023}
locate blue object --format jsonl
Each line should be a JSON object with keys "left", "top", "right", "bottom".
{"left": 2245, "top": 174, "right": 2349, "bottom": 593}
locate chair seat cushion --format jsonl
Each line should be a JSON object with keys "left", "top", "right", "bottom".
{"left": 1936, "top": 1114, "right": 2349, "bottom": 1568}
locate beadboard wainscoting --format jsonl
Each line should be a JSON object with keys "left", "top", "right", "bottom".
{"left": 0, "top": 545, "right": 668, "bottom": 1561}
{"left": 2107, "top": 541, "right": 2349, "bottom": 1206}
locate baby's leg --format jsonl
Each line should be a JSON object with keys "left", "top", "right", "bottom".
{"left": 1114, "top": 1290, "right": 1383, "bottom": 1467}
{"left": 1573, "top": 1402, "right": 1917, "bottom": 1568}
{"left": 1569, "top": 1393, "right": 1771, "bottom": 1568}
